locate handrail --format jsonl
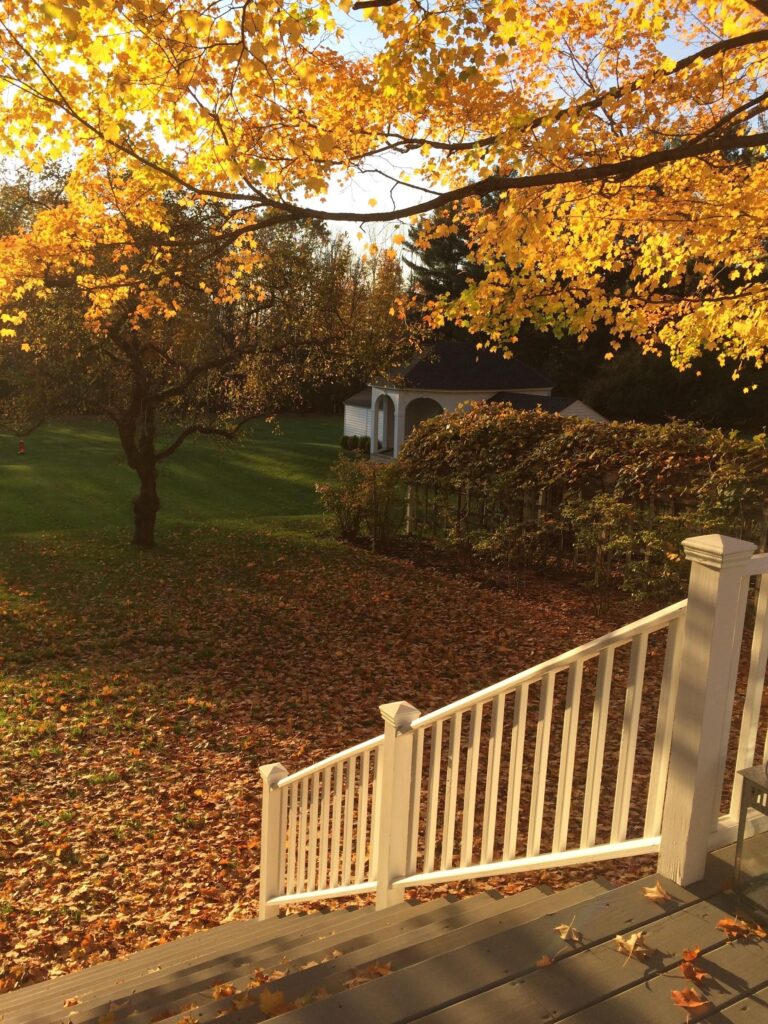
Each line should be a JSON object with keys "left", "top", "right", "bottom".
{"left": 745, "top": 552, "right": 768, "bottom": 576}
{"left": 412, "top": 599, "right": 687, "bottom": 731}
{"left": 276, "top": 734, "right": 383, "bottom": 789}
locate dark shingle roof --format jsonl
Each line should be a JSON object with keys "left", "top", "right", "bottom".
{"left": 488, "top": 392, "right": 575, "bottom": 413}
{"left": 343, "top": 387, "right": 372, "bottom": 408}
{"left": 378, "top": 340, "right": 553, "bottom": 391}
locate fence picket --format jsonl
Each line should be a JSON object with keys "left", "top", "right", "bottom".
{"left": 481, "top": 694, "right": 506, "bottom": 863}
{"left": 503, "top": 683, "right": 529, "bottom": 859}
{"left": 424, "top": 722, "right": 443, "bottom": 873}
{"left": 440, "top": 713, "right": 463, "bottom": 870}
{"left": 341, "top": 757, "right": 356, "bottom": 887}
{"left": 645, "top": 616, "right": 684, "bottom": 836}
{"left": 527, "top": 672, "right": 555, "bottom": 857}
{"left": 408, "top": 728, "right": 425, "bottom": 873}
{"left": 581, "top": 646, "right": 615, "bottom": 847}
{"left": 611, "top": 632, "right": 649, "bottom": 843}
{"left": 553, "top": 660, "right": 584, "bottom": 853}
{"left": 460, "top": 704, "right": 484, "bottom": 866}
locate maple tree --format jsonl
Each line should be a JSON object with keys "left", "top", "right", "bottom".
{"left": 0, "top": 1, "right": 767, "bottom": 372}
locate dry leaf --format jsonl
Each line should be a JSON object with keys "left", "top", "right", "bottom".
{"left": 259, "top": 988, "right": 296, "bottom": 1017}
{"left": 717, "top": 917, "right": 768, "bottom": 942}
{"left": 553, "top": 916, "right": 583, "bottom": 944}
{"left": 670, "top": 986, "right": 712, "bottom": 1016}
{"left": 536, "top": 954, "right": 555, "bottom": 968}
{"left": 615, "top": 930, "right": 656, "bottom": 963}
{"left": 343, "top": 962, "right": 393, "bottom": 989}
{"left": 63, "top": 996, "right": 81, "bottom": 1007}
{"left": 642, "top": 880, "right": 674, "bottom": 904}
{"left": 212, "top": 982, "right": 237, "bottom": 999}
{"left": 680, "top": 960, "right": 711, "bottom": 985}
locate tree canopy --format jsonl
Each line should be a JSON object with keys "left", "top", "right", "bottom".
{"left": 0, "top": 1, "right": 767, "bottom": 370}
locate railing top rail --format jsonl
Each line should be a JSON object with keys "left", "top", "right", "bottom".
{"left": 277, "top": 733, "right": 384, "bottom": 789}
{"left": 412, "top": 599, "right": 687, "bottom": 731}
{"left": 746, "top": 552, "right": 768, "bottom": 577}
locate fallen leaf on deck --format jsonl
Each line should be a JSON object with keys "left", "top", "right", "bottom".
{"left": 717, "top": 917, "right": 768, "bottom": 942}
{"left": 554, "top": 917, "right": 583, "bottom": 943}
{"left": 615, "top": 930, "right": 655, "bottom": 963}
{"left": 212, "top": 982, "right": 237, "bottom": 999}
{"left": 343, "top": 962, "right": 393, "bottom": 989}
{"left": 259, "top": 988, "right": 296, "bottom": 1017}
{"left": 536, "top": 954, "right": 555, "bottom": 968}
{"left": 642, "top": 880, "right": 674, "bottom": 904}
{"left": 670, "top": 986, "right": 712, "bottom": 1016}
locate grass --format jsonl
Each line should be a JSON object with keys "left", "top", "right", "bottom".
{"left": 0, "top": 414, "right": 649, "bottom": 992}
{"left": 0, "top": 415, "right": 342, "bottom": 537}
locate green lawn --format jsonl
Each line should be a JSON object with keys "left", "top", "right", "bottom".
{"left": 0, "top": 415, "right": 343, "bottom": 538}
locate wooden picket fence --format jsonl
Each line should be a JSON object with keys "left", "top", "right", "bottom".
{"left": 259, "top": 535, "right": 768, "bottom": 917}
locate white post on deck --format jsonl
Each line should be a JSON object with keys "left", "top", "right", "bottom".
{"left": 373, "top": 700, "right": 420, "bottom": 909}
{"left": 259, "top": 762, "right": 289, "bottom": 920}
{"left": 658, "top": 534, "right": 755, "bottom": 886}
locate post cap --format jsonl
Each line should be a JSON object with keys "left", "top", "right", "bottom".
{"left": 259, "top": 762, "right": 289, "bottom": 786}
{"left": 682, "top": 534, "right": 756, "bottom": 571}
{"left": 379, "top": 700, "right": 420, "bottom": 731}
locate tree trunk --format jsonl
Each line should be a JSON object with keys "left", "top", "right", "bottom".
{"left": 132, "top": 463, "right": 160, "bottom": 548}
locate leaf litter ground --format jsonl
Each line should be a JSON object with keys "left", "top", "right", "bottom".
{"left": 1, "top": 522, "right": 663, "bottom": 992}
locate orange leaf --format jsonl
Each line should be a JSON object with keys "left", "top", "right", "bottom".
{"left": 670, "top": 987, "right": 712, "bottom": 1012}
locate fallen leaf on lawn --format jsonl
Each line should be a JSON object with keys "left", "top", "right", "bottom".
{"left": 717, "top": 917, "right": 768, "bottom": 942}
{"left": 642, "top": 880, "right": 674, "bottom": 904}
{"left": 259, "top": 988, "right": 296, "bottom": 1017}
{"left": 343, "top": 963, "right": 393, "bottom": 989}
{"left": 212, "top": 982, "right": 237, "bottom": 999}
{"left": 615, "top": 930, "right": 656, "bottom": 964}
{"left": 536, "top": 954, "right": 555, "bottom": 968}
{"left": 63, "top": 995, "right": 81, "bottom": 1007}
{"left": 554, "top": 917, "right": 583, "bottom": 944}
{"left": 670, "top": 986, "right": 712, "bottom": 1016}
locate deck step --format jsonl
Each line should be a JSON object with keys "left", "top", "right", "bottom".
{"left": 253, "top": 875, "right": 698, "bottom": 1024}
{"left": 129, "top": 886, "right": 557, "bottom": 1024}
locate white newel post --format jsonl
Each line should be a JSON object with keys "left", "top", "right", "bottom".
{"left": 373, "top": 700, "right": 420, "bottom": 909}
{"left": 259, "top": 762, "right": 289, "bottom": 920}
{"left": 658, "top": 534, "right": 755, "bottom": 885}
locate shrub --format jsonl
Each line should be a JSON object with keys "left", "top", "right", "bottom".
{"left": 317, "top": 452, "right": 402, "bottom": 551}
{"left": 397, "top": 406, "right": 768, "bottom": 599}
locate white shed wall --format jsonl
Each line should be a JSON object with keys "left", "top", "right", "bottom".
{"left": 344, "top": 404, "right": 371, "bottom": 438}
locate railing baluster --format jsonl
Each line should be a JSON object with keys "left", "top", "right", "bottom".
{"left": 355, "top": 749, "right": 371, "bottom": 884}
{"left": 307, "top": 773, "right": 320, "bottom": 892}
{"left": 368, "top": 750, "right": 381, "bottom": 880}
{"left": 329, "top": 762, "right": 343, "bottom": 888}
{"left": 731, "top": 576, "right": 768, "bottom": 817}
{"left": 460, "top": 703, "right": 483, "bottom": 866}
{"left": 645, "top": 617, "right": 684, "bottom": 836}
{"left": 503, "top": 683, "right": 529, "bottom": 859}
{"left": 287, "top": 781, "right": 298, "bottom": 895}
{"left": 408, "top": 727, "right": 425, "bottom": 873}
{"left": 424, "top": 722, "right": 443, "bottom": 873}
{"left": 318, "top": 765, "right": 332, "bottom": 892}
{"left": 527, "top": 671, "right": 555, "bottom": 857}
{"left": 553, "top": 660, "right": 584, "bottom": 853}
{"left": 440, "top": 712, "right": 463, "bottom": 870}
{"left": 481, "top": 694, "right": 506, "bottom": 863}
{"left": 299, "top": 775, "right": 310, "bottom": 891}
{"left": 278, "top": 778, "right": 289, "bottom": 894}
{"left": 342, "top": 756, "right": 356, "bottom": 886}
{"left": 581, "top": 646, "right": 615, "bottom": 847}
{"left": 611, "top": 633, "right": 649, "bottom": 843}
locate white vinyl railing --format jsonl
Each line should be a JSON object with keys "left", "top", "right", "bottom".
{"left": 260, "top": 536, "right": 768, "bottom": 917}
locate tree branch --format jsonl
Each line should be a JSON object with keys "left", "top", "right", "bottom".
{"left": 155, "top": 416, "right": 263, "bottom": 461}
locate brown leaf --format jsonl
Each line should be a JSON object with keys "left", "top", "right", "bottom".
{"left": 212, "top": 982, "right": 238, "bottom": 999}
{"left": 553, "top": 916, "right": 583, "bottom": 944}
{"left": 63, "top": 995, "right": 81, "bottom": 1007}
{"left": 717, "top": 917, "right": 768, "bottom": 942}
{"left": 680, "top": 960, "right": 711, "bottom": 985}
{"left": 536, "top": 954, "right": 555, "bottom": 968}
{"left": 343, "top": 962, "right": 393, "bottom": 989}
{"left": 670, "top": 987, "right": 712, "bottom": 1016}
{"left": 259, "top": 988, "right": 296, "bottom": 1017}
{"left": 642, "top": 880, "right": 674, "bottom": 904}
{"left": 614, "top": 931, "right": 655, "bottom": 963}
